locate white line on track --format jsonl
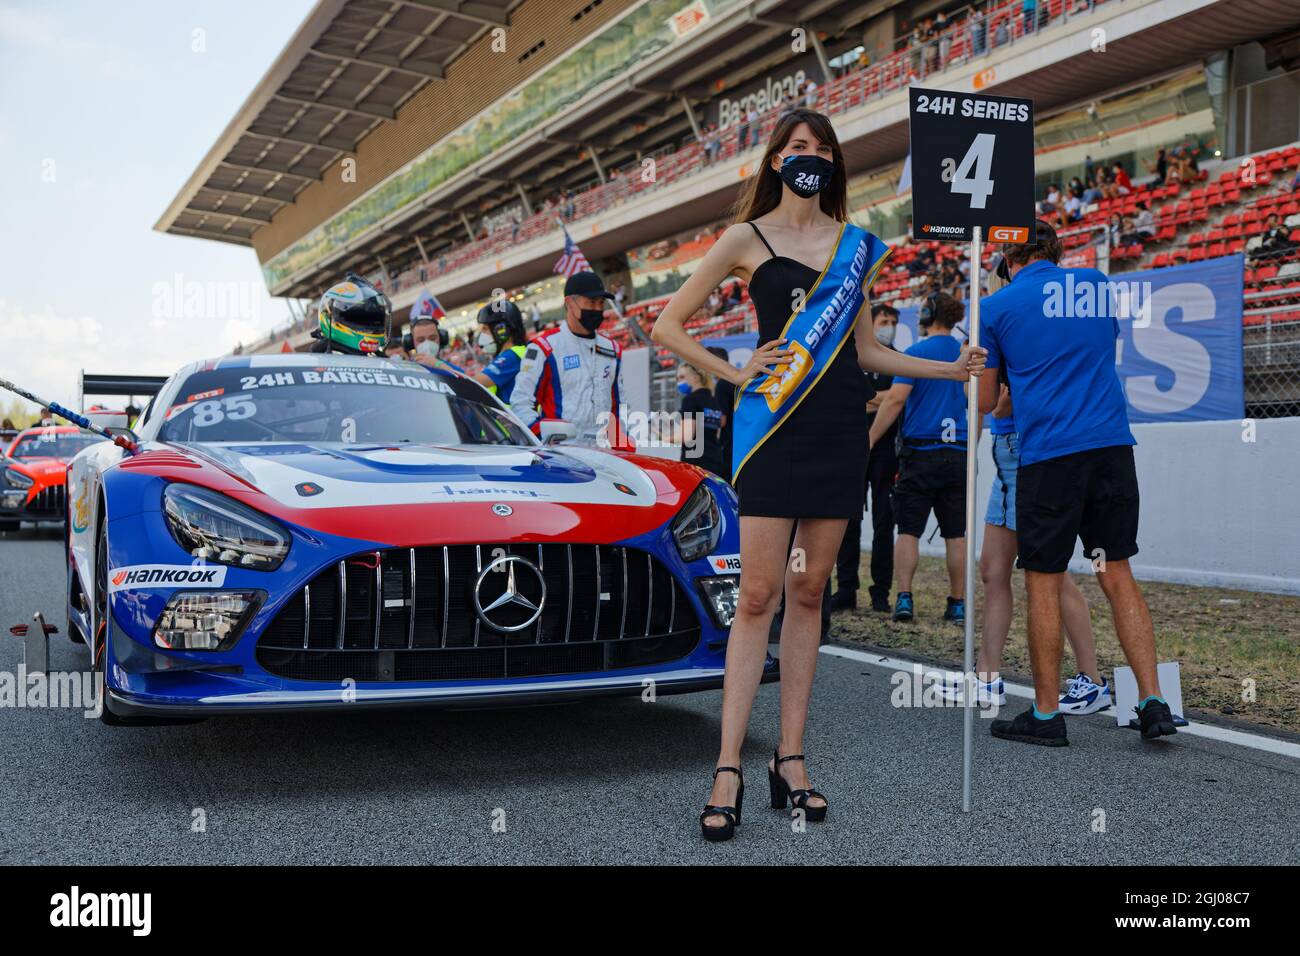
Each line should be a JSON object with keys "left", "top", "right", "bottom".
{"left": 820, "top": 644, "right": 1300, "bottom": 761}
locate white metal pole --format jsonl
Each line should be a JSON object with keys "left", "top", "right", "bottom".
{"left": 962, "top": 225, "right": 982, "bottom": 813}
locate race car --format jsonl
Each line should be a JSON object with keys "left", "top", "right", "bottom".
{"left": 2, "top": 425, "right": 107, "bottom": 531}
{"left": 67, "top": 353, "right": 767, "bottom": 723}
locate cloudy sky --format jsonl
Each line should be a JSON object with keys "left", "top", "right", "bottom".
{"left": 0, "top": 0, "right": 315, "bottom": 416}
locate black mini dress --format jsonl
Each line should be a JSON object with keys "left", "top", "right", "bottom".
{"left": 735, "top": 222, "right": 871, "bottom": 519}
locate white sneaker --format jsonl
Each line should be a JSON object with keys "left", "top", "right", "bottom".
{"left": 936, "top": 673, "right": 1006, "bottom": 706}
{"left": 1059, "top": 672, "right": 1112, "bottom": 715}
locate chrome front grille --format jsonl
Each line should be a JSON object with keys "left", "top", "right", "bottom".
{"left": 256, "top": 543, "right": 700, "bottom": 682}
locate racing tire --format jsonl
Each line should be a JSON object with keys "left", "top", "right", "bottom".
{"left": 92, "top": 520, "right": 202, "bottom": 727}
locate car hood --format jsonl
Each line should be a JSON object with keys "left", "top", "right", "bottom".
{"left": 6, "top": 457, "right": 66, "bottom": 480}
{"left": 181, "top": 441, "right": 663, "bottom": 510}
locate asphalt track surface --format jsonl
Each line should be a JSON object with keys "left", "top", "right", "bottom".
{"left": 2, "top": 525, "right": 1297, "bottom": 866}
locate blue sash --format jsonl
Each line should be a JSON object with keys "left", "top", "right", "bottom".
{"left": 732, "top": 222, "right": 892, "bottom": 481}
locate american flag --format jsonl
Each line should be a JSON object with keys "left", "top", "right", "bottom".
{"left": 553, "top": 225, "right": 591, "bottom": 277}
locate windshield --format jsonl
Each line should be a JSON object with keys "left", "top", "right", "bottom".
{"left": 10, "top": 432, "right": 105, "bottom": 459}
{"left": 157, "top": 365, "right": 536, "bottom": 447}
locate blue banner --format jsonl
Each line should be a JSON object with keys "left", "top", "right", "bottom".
{"left": 705, "top": 257, "right": 1245, "bottom": 425}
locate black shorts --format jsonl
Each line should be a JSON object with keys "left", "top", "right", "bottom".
{"left": 891, "top": 448, "right": 966, "bottom": 539}
{"left": 1016, "top": 444, "right": 1139, "bottom": 573}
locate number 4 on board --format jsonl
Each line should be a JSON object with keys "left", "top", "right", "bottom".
{"left": 950, "top": 133, "right": 996, "bottom": 210}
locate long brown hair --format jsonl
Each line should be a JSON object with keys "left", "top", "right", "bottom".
{"left": 731, "top": 109, "right": 848, "bottom": 224}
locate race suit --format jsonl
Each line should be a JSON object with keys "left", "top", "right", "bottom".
{"left": 510, "top": 324, "right": 631, "bottom": 448}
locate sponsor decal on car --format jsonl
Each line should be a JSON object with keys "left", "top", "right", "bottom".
{"left": 71, "top": 480, "right": 91, "bottom": 534}
{"left": 108, "top": 564, "right": 228, "bottom": 592}
{"left": 709, "top": 553, "right": 742, "bottom": 572}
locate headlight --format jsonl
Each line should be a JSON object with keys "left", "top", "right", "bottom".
{"left": 672, "top": 483, "right": 722, "bottom": 563}
{"left": 2, "top": 467, "right": 33, "bottom": 490}
{"left": 153, "top": 590, "right": 264, "bottom": 651}
{"left": 697, "top": 575, "right": 740, "bottom": 628}
{"left": 163, "top": 484, "right": 290, "bottom": 570}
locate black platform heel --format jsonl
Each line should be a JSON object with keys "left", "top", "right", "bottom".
{"left": 768, "top": 749, "right": 828, "bottom": 822}
{"left": 699, "top": 766, "right": 744, "bottom": 842}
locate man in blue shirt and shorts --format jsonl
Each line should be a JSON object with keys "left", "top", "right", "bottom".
{"left": 979, "top": 221, "right": 1177, "bottom": 746}
{"left": 869, "top": 292, "right": 969, "bottom": 626}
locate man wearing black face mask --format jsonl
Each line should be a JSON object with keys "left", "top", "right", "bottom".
{"left": 510, "top": 270, "right": 630, "bottom": 447}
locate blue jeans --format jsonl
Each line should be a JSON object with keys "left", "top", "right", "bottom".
{"left": 986, "top": 432, "right": 1020, "bottom": 530}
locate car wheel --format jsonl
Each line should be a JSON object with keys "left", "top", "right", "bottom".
{"left": 92, "top": 520, "right": 203, "bottom": 728}
{"left": 92, "top": 523, "right": 130, "bottom": 726}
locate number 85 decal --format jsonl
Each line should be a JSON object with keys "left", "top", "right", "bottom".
{"left": 941, "top": 133, "right": 996, "bottom": 210}
{"left": 192, "top": 394, "right": 256, "bottom": 427}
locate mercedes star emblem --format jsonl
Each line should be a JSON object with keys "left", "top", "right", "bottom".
{"left": 492, "top": 503, "right": 513, "bottom": 516}
{"left": 474, "top": 555, "right": 546, "bottom": 632}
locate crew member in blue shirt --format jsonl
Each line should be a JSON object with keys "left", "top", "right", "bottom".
{"left": 978, "top": 220, "right": 1176, "bottom": 747}
{"left": 868, "top": 292, "right": 970, "bottom": 626}
{"left": 472, "top": 299, "right": 530, "bottom": 402}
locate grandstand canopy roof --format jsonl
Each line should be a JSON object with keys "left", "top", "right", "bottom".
{"left": 154, "top": 0, "right": 519, "bottom": 247}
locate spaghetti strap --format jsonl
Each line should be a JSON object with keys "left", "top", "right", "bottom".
{"left": 747, "top": 221, "right": 777, "bottom": 259}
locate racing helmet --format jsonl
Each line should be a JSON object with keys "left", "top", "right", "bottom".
{"left": 476, "top": 299, "right": 527, "bottom": 351}
{"left": 317, "top": 273, "right": 390, "bottom": 355}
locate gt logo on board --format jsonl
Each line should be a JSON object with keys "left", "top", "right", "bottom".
{"left": 989, "top": 226, "right": 1029, "bottom": 242}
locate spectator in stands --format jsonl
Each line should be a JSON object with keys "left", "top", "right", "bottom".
{"left": 1060, "top": 189, "right": 1083, "bottom": 228}
{"left": 1067, "top": 176, "right": 1085, "bottom": 200}
{"left": 993, "top": 16, "right": 1009, "bottom": 47}
{"left": 935, "top": 10, "right": 951, "bottom": 68}
{"left": 1111, "top": 162, "right": 1133, "bottom": 192}
{"left": 1104, "top": 211, "right": 1123, "bottom": 249}
{"left": 1084, "top": 154, "right": 1096, "bottom": 185}
{"left": 737, "top": 111, "right": 751, "bottom": 153}
{"left": 869, "top": 292, "right": 971, "bottom": 625}
{"left": 1124, "top": 202, "right": 1155, "bottom": 244}
{"left": 801, "top": 79, "right": 818, "bottom": 110}
{"left": 970, "top": 8, "right": 987, "bottom": 56}
{"left": 1172, "top": 142, "right": 1200, "bottom": 180}
{"left": 563, "top": 190, "right": 576, "bottom": 221}
{"left": 1082, "top": 171, "right": 1104, "bottom": 205}
{"left": 703, "top": 123, "right": 721, "bottom": 165}
{"left": 745, "top": 106, "right": 761, "bottom": 148}
{"left": 1253, "top": 214, "right": 1296, "bottom": 261}
{"left": 676, "top": 363, "right": 726, "bottom": 477}
{"left": 977, "top": 219, "right": 1176, "bottom": 747}
{"left": 1037, "top": 183, "right": 1061, "bottom": 219}
{"left": 1143, "top": 147, "right": 1168, "bottom": 186}
{"left": 1022, "top": 0, "right": 1037, "bottom": 35}
{"left": 908, "top": 26, "right": 923, "bottom": 76}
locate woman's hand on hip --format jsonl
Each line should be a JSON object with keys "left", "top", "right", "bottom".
{"left": 733, "top": 338, "right": 794, "bottom": 384}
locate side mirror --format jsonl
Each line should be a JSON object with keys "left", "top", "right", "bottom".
{"left": 539, "top": 420, "right": 577, "bottom": 446}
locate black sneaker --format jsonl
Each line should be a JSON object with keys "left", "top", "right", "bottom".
{"left": 1137, "top": 697, "right": 1178, "bottom": 739}
{"left": 868, "top": 588, "right": 891, "bottom": 613}
{"left": 830, "top": 588, "right": 857, "bottom": 611}
{"left": 990, "top": 707, "right": 1069, "bottom": 747}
